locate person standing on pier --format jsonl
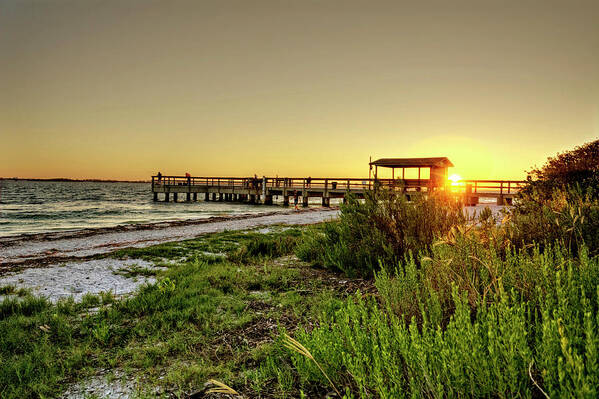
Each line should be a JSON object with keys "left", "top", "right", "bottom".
{"left": 157, "top": 171, "right": 162, "bottom": 184}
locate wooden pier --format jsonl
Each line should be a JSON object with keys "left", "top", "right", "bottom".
{"left": 151, "top": 157, "right": 525, "bottom": 206}
{"left": 151, "top": 175, "right": 525, "bottom": 206}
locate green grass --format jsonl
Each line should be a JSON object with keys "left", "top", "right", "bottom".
{"left": 0, "top": 284, "right": 30, "bottom": 297}
{"left": 113, "top": 264, "right": 162, "bottom": 278}
{"left": 110, "top": 226, "right": 302, "bottom": 264}
{"left": 0, "top": 225, "right": 349, "bottom": 398}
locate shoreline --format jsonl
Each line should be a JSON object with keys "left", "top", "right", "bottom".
{"left": 0, "top": 207, "right": 340, "bottom": 272}
{"left": 0, "top": 207, "right": 334, "bottom": 244}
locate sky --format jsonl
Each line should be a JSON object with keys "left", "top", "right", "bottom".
{"left": 1, "top": 0, "right": 598, "bottom": 180}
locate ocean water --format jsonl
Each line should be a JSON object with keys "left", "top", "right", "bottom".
{"left": 0, "top": 180, "right": 285, "bottom": 237}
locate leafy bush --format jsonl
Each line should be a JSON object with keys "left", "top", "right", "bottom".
{"left": 296, "top": 190, "right": 466, "bottom": 277}
{"left": 284, "top": 243, "right": 599, "bottom": 398}
{"left": 522, "top": 138, "right": 599, "bottom": 199}
{"left": 508, "top": 186, "right": 599, "bottom": 255}
{"left": 507, "top": 139, "right": 599, "bottom": 255}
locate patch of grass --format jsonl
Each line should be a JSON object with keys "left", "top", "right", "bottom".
{"left": 0, "top": 285, "right": 16, "bottom": 295}
{"left": 0, "top": 285, "right": 29, "bottom": 297}
{"left": 0, "top": 225, "right": 347, "bottom": 398}
{"left": 227, "top": 231, "right": 301, "bottom": 264}
{"left": 110, "top": 226, "right": 303, "bottom": 264}
{"left": 113, "top": 264, "right": 161, "bottom": 278}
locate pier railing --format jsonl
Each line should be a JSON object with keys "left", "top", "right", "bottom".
{"left": 448, "top": 180, "right": 527, "bottom": 195}
{"left": 152, "top": 175, "right": 526, "bottom": 194}
{"left": 152, "top": 176, "right": 448, "bottom": 191}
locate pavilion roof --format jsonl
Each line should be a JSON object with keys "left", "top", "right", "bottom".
{"left": 370, "top": 157, "right": 454, "bottom": 168}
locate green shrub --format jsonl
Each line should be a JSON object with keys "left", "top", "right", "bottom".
{"left": 508, "top": 186, "right": 599, "bottom": 255}
{"left": 521, "top": 138, "right": 599, "bottom": 200}
{"left": 507, "top": 139, "right": 599, "bottom": 255}
{"left": 296, "top": 190, "right": 466, "bottom": 277}
{"left": 283, "top": 243, "right": 599, "bottom": 398}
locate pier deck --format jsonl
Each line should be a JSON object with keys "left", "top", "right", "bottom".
{"left": 151, "top": 176, "right": 526, "bottom": 206}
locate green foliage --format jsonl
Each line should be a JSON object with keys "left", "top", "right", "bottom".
{"left": 508, "top": 187, "right": 599, "bottom": 255}
{"left": 284, "top": 244, "right": 599, "bottom": 398}
{"left": 296, "top": 191, "right": 465, "bottom": 277}
{"left": 111, "top": 226, "right": 303, "bottom": 263}
{"left": 0, "top": 285, "right": 29, "bottom": 297}
{"left": 228, "top": 230, "right": 301, "bottom": 264}
{"left": 0, "top": 226, "right": 338, "bottom": 398}
{"left": 509, "top": 139, "right": 599, "bottom": 255}
{"left": 523, "top": 138, "right": 599, "bottom": 199}
{"left": 283, "top": 169, "right": 599, "bottom": 397}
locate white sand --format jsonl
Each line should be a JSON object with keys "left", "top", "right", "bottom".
{"left": 59, "top": 369, "right": 159, "bottom": 399}
{"left": 0, "top": 258, "right": 160, "bottom": 303}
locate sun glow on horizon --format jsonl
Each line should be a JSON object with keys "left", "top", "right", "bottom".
{"left": 448, "top": 174, "right": 463, "bottom": 184}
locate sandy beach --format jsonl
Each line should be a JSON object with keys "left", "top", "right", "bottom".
{"left": 0, "top": 208, "right": 339, "bottom": 303}
{"left": 0, "top": 208, "right": 340, "bottom": 270}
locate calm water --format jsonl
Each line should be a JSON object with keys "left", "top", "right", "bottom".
{"left": 0, "top": 180, "right": 284, "bottom": 237}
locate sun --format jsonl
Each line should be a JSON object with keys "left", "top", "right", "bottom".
{"left": 448, "top": 174, "right": 463, "bottom": 185}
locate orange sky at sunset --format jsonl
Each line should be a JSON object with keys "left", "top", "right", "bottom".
{"left": 1, "top": 0, "right": 598, "bottom": 181}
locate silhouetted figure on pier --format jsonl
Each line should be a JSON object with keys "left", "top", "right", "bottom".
{"left": 157, "top": 172, "right": 162, "bottom": 183}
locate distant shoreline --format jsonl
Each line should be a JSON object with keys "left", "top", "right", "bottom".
{"left": 0, "top": 177, "right": 149, "bottom": 183}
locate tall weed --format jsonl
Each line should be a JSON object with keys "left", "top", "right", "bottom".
{"left": 296, "top": 191, "right": 465, "bottom": 277}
